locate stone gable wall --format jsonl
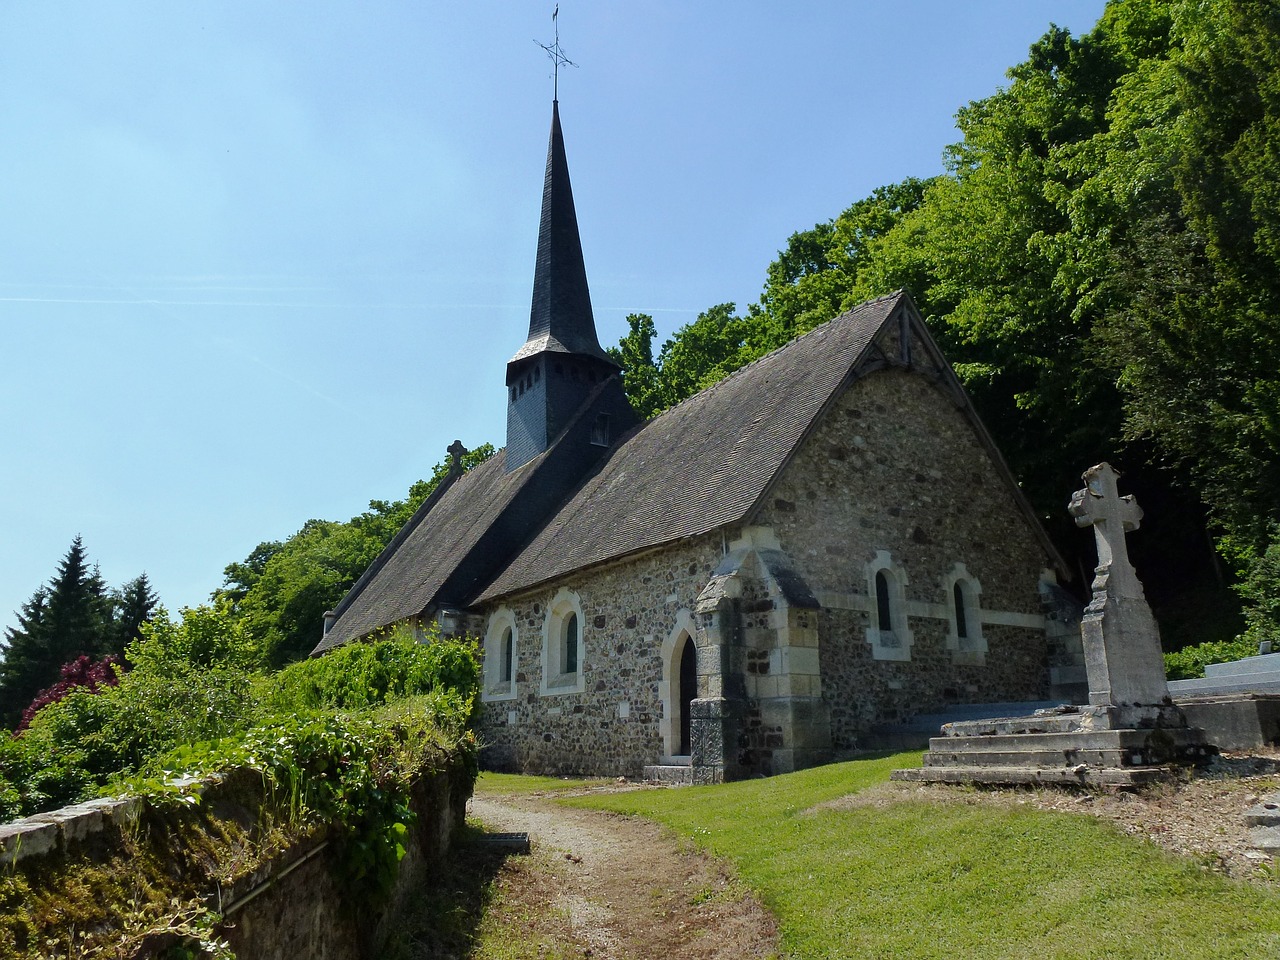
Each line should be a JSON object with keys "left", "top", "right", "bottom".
{"left": 755, "top": 365, "right": 1051, "bottom": 748}
{"left": 478, "top": 534, "right": 724, "bottom": 777}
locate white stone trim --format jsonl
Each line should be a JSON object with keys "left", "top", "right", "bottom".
{"left": 982, "top": 610, "right": 1049, "bottom": 629}
{"left": 942, "top": 562, "right": 988, "bottom": 665}
{"left": 816, "top": 591, "right": 1046, "bottom": 631}
{"left": 658, "top": 610, "right": 697, "bottom": 758}
{"left": 865, "top": 550, "right": 913, "bottom": 661}
{"left": 481, "top": 608, "right": 519, "bottom": 702}
{"left": 540, "top": 588, "right": 586, "bottom": 696}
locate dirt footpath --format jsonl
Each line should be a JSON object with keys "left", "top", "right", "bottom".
{"left": 468, "top": 793, "right": 779, "bottom": 960}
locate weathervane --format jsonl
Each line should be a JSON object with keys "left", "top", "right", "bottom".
{"left": 535, "top": 4, "right": 577, "bottom": 101}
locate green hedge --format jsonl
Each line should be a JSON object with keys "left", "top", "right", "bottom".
{"left": 1164, "top": 637, "right": 1260, "bottom": 681}
{"left": 0, "top": 609, "right": 480, "bottom": 823}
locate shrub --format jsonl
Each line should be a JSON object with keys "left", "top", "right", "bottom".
{"left": 1236, "top": 527, "right": 1280, "bottom": 651}
{"left": 16, "top": 654, "right": 124, "bottom": 733}
{"left": 1164, "top": 637, "right": 1260, "bottom": 680}
{"left": 263, "top": 628, "right": 480, "bottom": 716}
{"left": 0, "top": 617, "right": 480, "bottom": 823}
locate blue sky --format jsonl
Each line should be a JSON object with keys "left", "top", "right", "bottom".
{"left": 0, "top": 1, "right": 1108, "bottom": 640}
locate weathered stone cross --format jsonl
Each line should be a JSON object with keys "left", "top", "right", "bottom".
{"left": 448, "top": 439, "right": 467, "bottom": 473}
{"left": 1069, "top": 462, "right": 1144, "bottom": 599}
{"left": 1067, "top": 462, "right": 1168, "bottom": 706}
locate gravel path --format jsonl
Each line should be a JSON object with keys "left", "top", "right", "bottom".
{"left": 468, "top": 793, "right": 779, "bottom": 960}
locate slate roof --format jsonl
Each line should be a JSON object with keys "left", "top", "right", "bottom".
{"left": 317, "top": 287, "right": 1065, "bottom": 653}
{"left": 313, "top": 448, "right": 535, "bottom": 653}
{"left": 509, "top": 102, "right": 616, "bottom": 372}
{"left": 475, "top": 292, "right": 905, "bottom": 602}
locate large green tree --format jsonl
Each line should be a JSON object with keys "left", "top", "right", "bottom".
{"left": 606, "top": 0, "right": 1267, "bottom": 646}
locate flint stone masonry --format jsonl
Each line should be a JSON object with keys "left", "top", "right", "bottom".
{"left": 479, "top": 534, "right": 724, "bottom": 777}
{"left": 754, "top": 367, "right": 1052, "bottom": 750}
{"left": 480, "top": 349, "right": 1057, "bottom": 777}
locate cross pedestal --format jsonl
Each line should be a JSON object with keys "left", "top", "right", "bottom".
{"left": 1068, "top": 462, "right": 1170, "bottom": 708}
{"left": 890, "top": 462, "right": 1214, "bottom": 786}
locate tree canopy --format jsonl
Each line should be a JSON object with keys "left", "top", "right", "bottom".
{"left": 213, "top": 443, "right": 495, "bottom": 667}
{"left": 607, "top": 0, "right": 1280, "bottom": 648}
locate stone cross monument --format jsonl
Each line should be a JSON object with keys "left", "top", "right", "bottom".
{"left": 1068, "top": 462, "right": 1170, "bottom": 707}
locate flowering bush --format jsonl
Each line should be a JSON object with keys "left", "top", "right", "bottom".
{"left": 16, "top": 654, "right": 124, "bottom": 734}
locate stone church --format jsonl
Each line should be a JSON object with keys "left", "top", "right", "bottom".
{"left": 313, "top": 101, "right": 1077, "bottom": 781}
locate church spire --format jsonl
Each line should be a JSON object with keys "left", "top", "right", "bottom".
{"left": 504, "top": 100, "right": 632, "bottom": 472}
{"left": 508, "top": 102, "right": 616, "bottom": 373}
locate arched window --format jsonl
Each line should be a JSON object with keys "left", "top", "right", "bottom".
{"left": 945, "top": 564, "right": 987, "bottom": 664}
{"left": 500, "top": 627, "right": 514, "bottom": 683}
{"left": 541, "top": 589, "right": 586, "bottom": 695}
{"left": 563, "top": 613, "right": 578, "bottom": 674}
{"left": 482, "top": 610, "right": 518, "bottom": 702}
{"left": 865, "top": 551, "right": 912, "bottom": 661}
{"left": 953, "top": 583, "right": 968, "bottom": 640}
{"left": 876, "top": 571, "right": 893, "bottom": 632}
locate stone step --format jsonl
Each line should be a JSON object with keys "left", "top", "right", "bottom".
{"left": 941, "top": 713, "right": 1085, "bottom": 737}
{"left": 891, "top": 764, "right": 1179, "bottom": 788}
{"left": 924, "top": 748, "right": 1145, "bottom": 769}
{"left": 1248, "top": 824, "right": 1280, "bottom": 856}
{"left": 942, "top": 704, "right": 1195, "bottom": 738}
{"left": 643, "top": 764, "right": 694, "bottom": 784}
{"left": 929, "top": 730, "right": 1178, "bottom": 753}
{"left": 923, "top": 729, "right": 1213, "bottom": 769}
{"left": 1245, "top": 794, "right": 1280, "bottom": 828}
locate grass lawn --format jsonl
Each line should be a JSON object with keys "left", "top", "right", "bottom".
{"left": 566, "top": 752, "right": 1280, "bottom": 959}
{"left": 475, "top": 771, "right": 604, "bottom": 795}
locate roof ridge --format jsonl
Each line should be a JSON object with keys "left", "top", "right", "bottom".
{"left": 639, "top": 289, "right": 906, "bottom": 427}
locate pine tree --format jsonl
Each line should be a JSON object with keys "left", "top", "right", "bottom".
{"left": 109, "top": 573, "right": 159, "bottom": 657}
{"left": 0, "top": 537, "right": 114, "bottom": 726}
{"left": 41, "top": 537, "right": 110, "bottom": 665}
{"left": 0, "top": 586, "right": 51, "bottom": 727}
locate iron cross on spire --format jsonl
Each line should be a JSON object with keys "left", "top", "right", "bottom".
{"left": 536, "top": 4, "right": 577, "bottom": 101}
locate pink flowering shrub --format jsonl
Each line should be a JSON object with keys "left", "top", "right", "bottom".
{"left": 16, "top": 654, "right": 125, "bottom": 734}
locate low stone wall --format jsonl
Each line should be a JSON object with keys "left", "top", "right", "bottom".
{"left": 0, "top": 759, "right": 473, "bottom": 959}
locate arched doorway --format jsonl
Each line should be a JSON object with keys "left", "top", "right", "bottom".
{"left": 678, "top": 634, "right": 697, "bottom": 757}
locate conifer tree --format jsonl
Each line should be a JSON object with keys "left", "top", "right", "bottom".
{"left": 109, "top": 573, "right": 159, "bottom": 658}
{"left": 40, "top": 537, "right": 110, "bottom": 665}
{"left": 0, "top": 586, "right": 51, "bottom": 727}
{"left": 0, "top": 537, "right": 125, "bottom": 726}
